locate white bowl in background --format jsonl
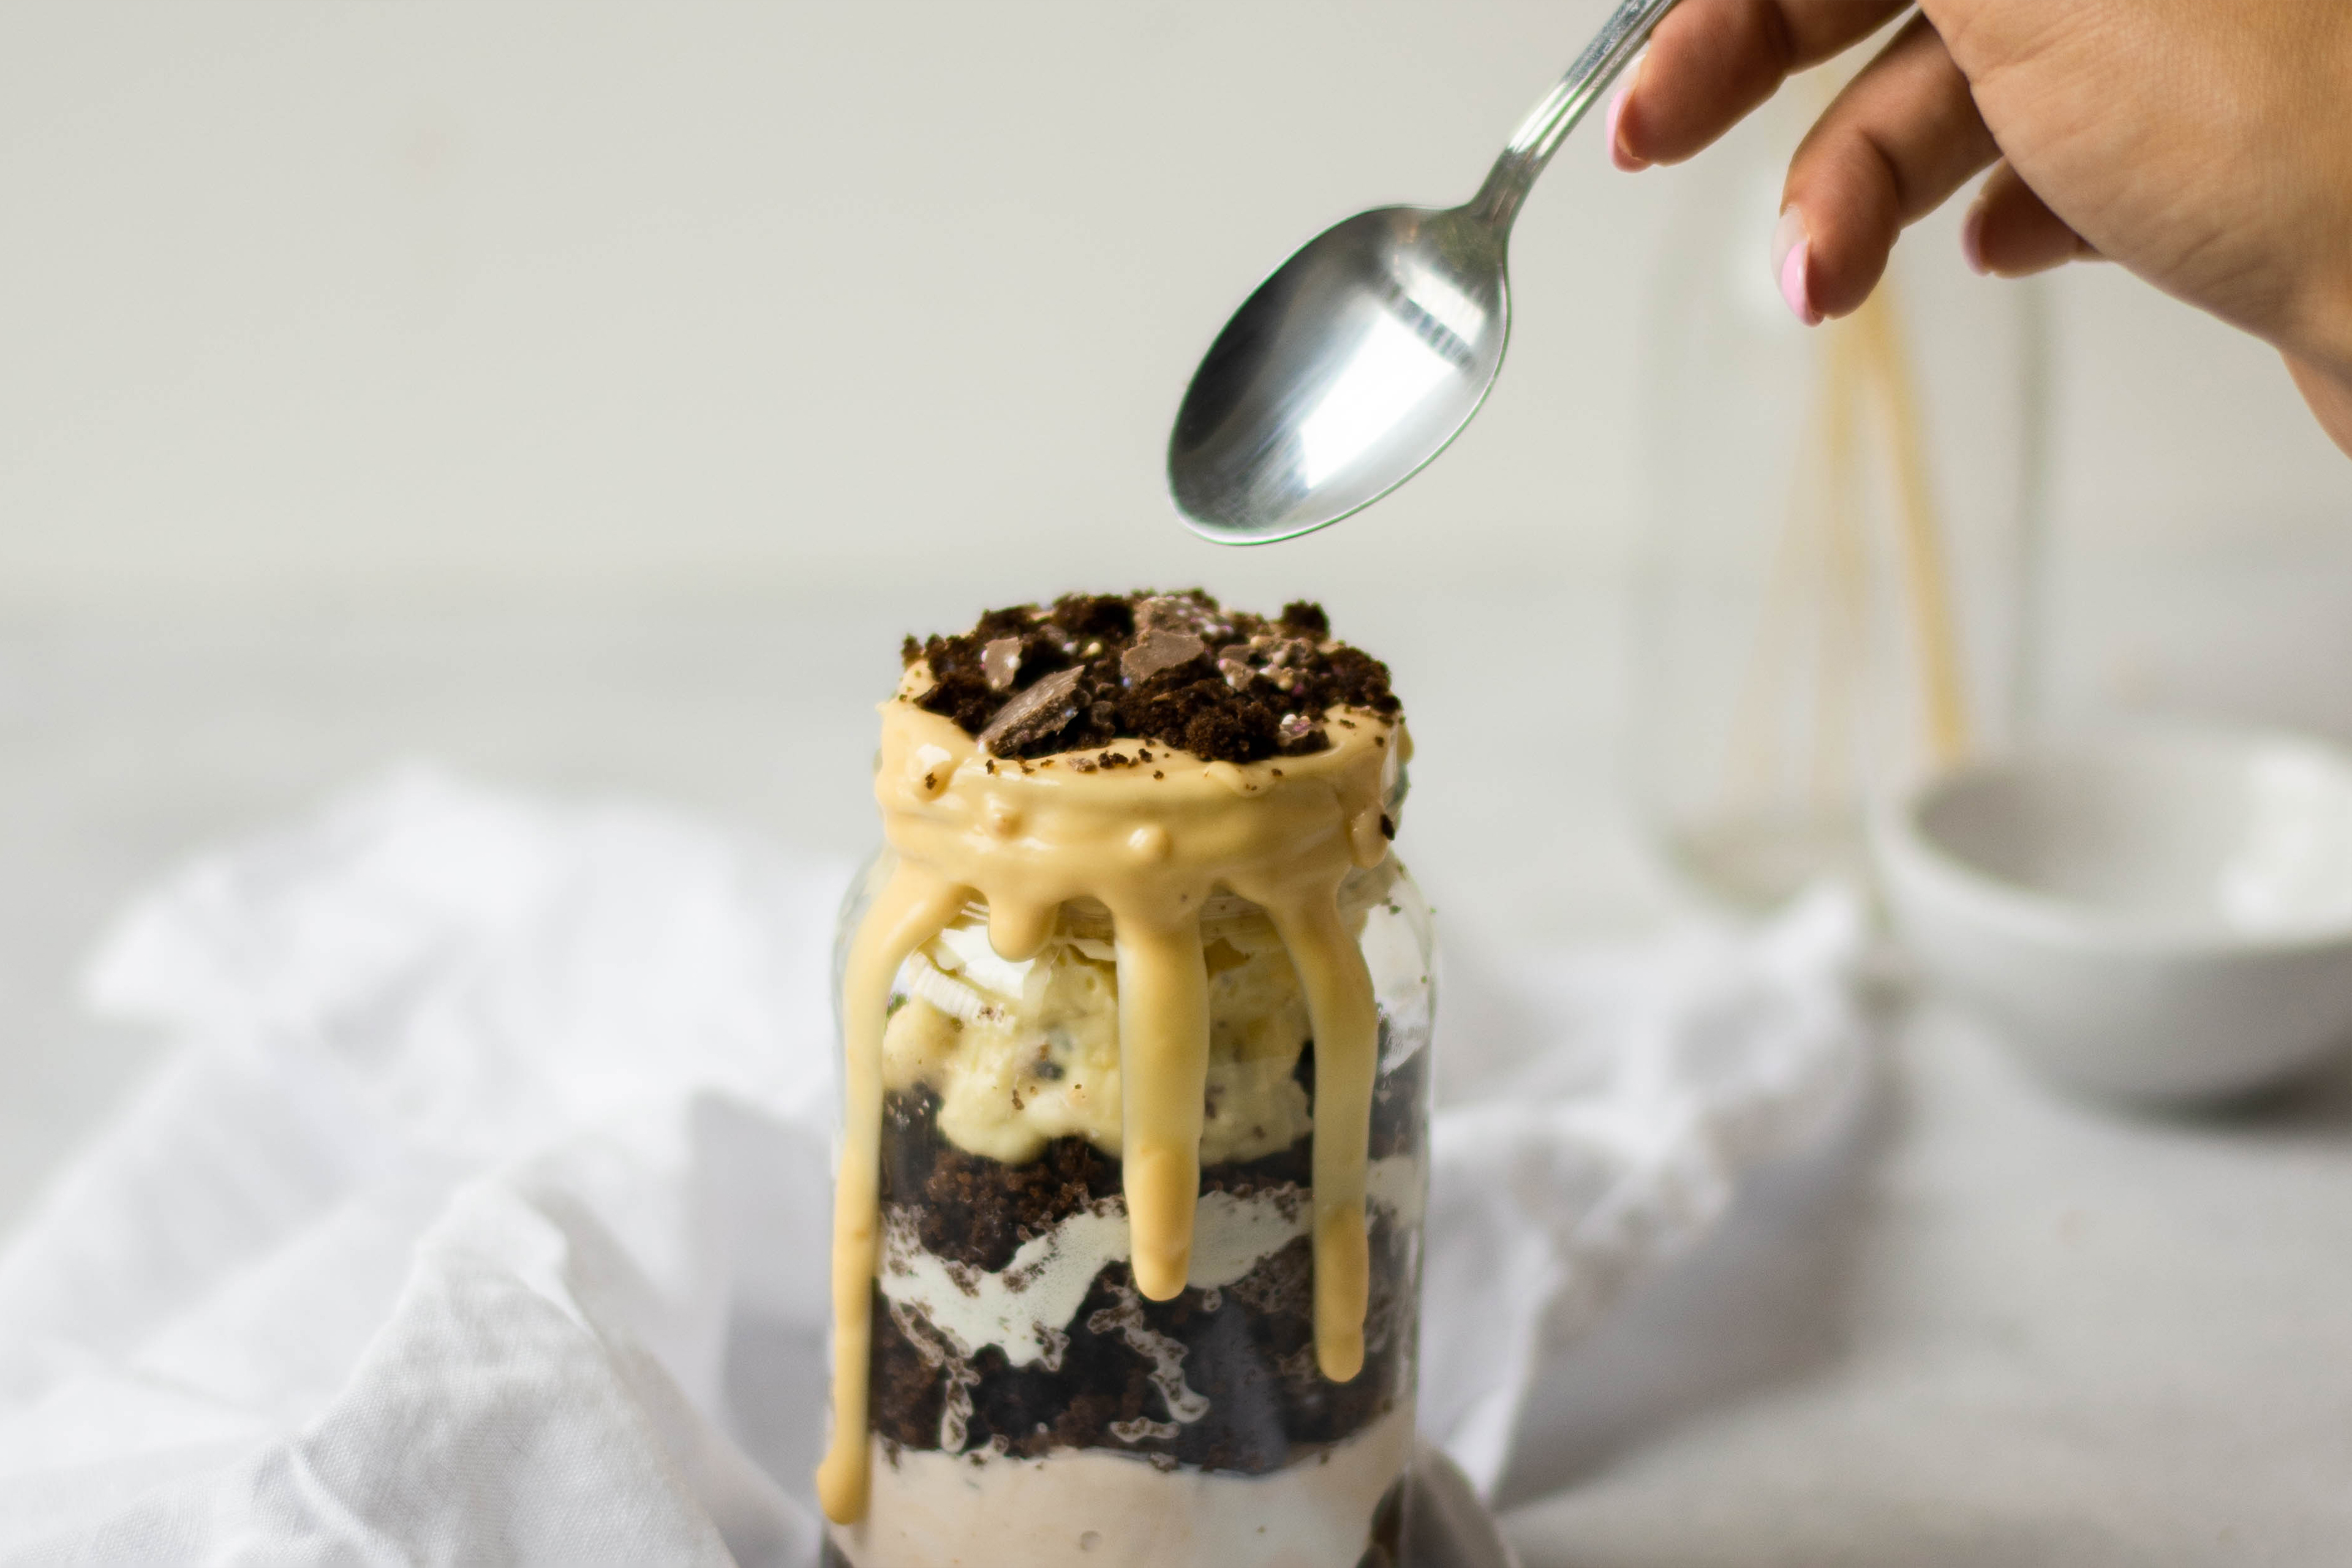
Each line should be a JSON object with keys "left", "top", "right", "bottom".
{"left": 1874, "top": 725, "right": 2352, "bottom": 1106}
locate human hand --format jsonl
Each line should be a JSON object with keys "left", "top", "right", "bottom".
{"left": 1607, "top": 0, "right": 2352, "bottom": 453}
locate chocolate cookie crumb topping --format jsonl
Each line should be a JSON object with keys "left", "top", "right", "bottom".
{"left": 903, "top": 590, "right": 1400, "bottom": 764}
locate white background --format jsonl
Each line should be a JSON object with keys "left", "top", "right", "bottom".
{"left": 1, "top": 1, "right": 2346, "bottom": 613}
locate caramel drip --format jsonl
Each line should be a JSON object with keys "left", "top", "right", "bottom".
{"left": 820, "top": 681, "right": 1405, "bottom": 1523}
{"left": 1112, "top": 913, "right": 1213, "bottom": 1298}
{"left": 815, "top": 861, "right": 968, "bottom": 1526}
{"left": 1265, "top": 894, "right": 1378, "bottom": 1382}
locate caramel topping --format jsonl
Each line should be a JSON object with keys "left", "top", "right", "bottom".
{"left": 818, "top": 673, "right": 1407, "bottom": 1525}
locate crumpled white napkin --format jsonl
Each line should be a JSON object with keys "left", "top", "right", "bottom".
{"left": 0, "top": 767, "right": 1866, "bottom": 1565}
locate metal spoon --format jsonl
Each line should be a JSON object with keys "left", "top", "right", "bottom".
{"left": 1167, "top": 0, "right": 1681, "bottom": 544}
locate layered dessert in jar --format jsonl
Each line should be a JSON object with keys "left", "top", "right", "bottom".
{"left": 821, "top": 592, "right": 1433, "bottom": 1568}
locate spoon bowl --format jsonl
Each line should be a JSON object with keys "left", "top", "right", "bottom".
{"left": 1169, "top": 206, "right": 1508, "bottom": 545}
{"left": 1168, "top": 0, "right": 1681, "bottom": 542}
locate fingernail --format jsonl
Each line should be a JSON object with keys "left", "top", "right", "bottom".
{"left": 1772, "top": 208, "right": 1822, "bottom": 326}
{"left": 1606, "top": 52, "right": 1648, "bottom": 172}
{"left": 1961, "top": 198, "right": 1991, "bottom": 276}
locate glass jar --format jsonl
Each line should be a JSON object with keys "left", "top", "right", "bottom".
{"left": 1627, "top": 72, "right": 2049, "bottom": 908}
{"left": 823, "top": 854, "right": 1435, "bottom": 1568}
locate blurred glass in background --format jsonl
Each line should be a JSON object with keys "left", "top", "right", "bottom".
{"left": 1628, "top": 78, "right": 2048, "bottom": 909}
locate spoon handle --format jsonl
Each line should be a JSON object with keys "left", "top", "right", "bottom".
{"left": 1471, "top": 0, "right": 1682, "bottom": 229}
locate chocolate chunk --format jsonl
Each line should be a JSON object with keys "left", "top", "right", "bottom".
{"left": 1134, "top": 595, "right": 1198, "bottom": 633}
{"left": 978, "top": 666, "right": 1084, "bottom": 755}
{"left": 1134, "top": 590, "right": 1237, "bottom": 643}
{"left": 1046, "top": 595, "right": 1135, "bottom": 646}
{"left": 1121, "top": 628, "right": 1208, "bottom": 685}
{"left": 1277, "top": 720, "right": 1330, "bottom": 757}
{"left": 981, "top": 637, "right": 1024, "bottom": 692}
{"left": 1278, "top": 600, "right": 1331, "bottom": 639}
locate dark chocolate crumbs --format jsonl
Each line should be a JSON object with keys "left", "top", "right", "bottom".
{"left": 1279, "top": 600, "right": 1330, "bottom": 638}
{"left": 902, "top": 590, "right": 1400, "bottom": 764}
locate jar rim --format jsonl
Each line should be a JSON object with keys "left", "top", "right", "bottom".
{"left": 944, "top": 854, "right": 1403, "bottom": 940}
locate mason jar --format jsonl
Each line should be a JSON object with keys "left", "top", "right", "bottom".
{"left": 823, "top": 853, "right": 1434, "bottom": 1568}
{"left": 1627, "top": 70, "right": 2049, "bottom": 908}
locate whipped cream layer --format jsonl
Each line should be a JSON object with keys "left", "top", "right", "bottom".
{"left": 829, "top": 1406, "right": 1413, "bottom": 1568}
{"left": 879, "top": 1154, "right": 1427, "bottom": 1370}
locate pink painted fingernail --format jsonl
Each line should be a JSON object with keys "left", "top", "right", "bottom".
{"left": 1771, "top": 208, "right": 1822, "bottom": 326}
{"left": 1605, "top": 56, "right": 1649, "bottom": 173}
{"left": 1961, "top": 198, "right": 1991, "bottom": 276}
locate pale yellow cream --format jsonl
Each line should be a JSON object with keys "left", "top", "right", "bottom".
{"left": 818, "top": 671, "right": 1406, "bottom": 1525}
{"left": 882, "top": 885, "right": 1403, "bottom": 1167}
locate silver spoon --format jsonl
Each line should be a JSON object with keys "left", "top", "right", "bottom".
{"left": 1168, "top": 0, "right": 1681, "bottom": 544}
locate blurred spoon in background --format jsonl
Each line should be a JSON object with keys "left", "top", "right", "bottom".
{"left": 1167, "top": 0, "right": 1681, "bottom": 544}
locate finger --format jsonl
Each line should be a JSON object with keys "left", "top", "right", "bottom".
{"left": 2284, "top": 352, "right": 2352, "bottom": 460}
{"left": 1962, "top": 160, "right": 2101, "bottom": 277}
{"left": 1778, "top": 15, "right": 2001, "bottom": 322}
{"left": 1611, "top": 0, "right": 1910, "bottom": 170}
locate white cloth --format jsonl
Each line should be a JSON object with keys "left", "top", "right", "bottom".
{"left": 0, "top": 767, "right": 1867, "bottom": 1565}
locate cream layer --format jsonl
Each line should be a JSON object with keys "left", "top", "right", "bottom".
{"left": 828, "top": 1404, "right": 1413, "bottom": 1568}
{"left": 879, "top": 1155, "right": 1427, "bottom": 1367}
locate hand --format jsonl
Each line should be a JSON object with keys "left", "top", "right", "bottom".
{"left": 1607, "top": 0, "right": 2352, "bottom": 454}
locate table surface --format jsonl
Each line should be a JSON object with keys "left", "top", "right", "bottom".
{"left": 4, "top": 592, "right": 2351, "bottom": 1567}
